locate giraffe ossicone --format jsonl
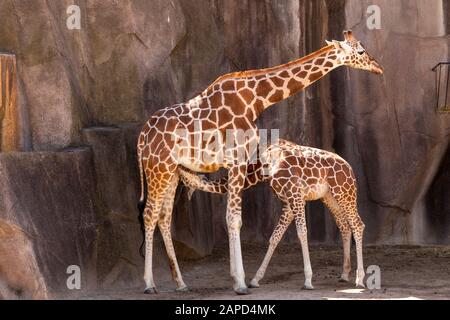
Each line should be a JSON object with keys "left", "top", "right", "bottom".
{"left": 137, "top": 30, "right": 382, "bottom": 295}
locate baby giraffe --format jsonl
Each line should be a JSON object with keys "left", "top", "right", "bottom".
{"left": 178, "top": 139, "right": 365, "bottom": 289}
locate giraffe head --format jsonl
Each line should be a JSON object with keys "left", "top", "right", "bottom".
{"left": 327, "top": 30, "right": 383, "bottom": 75}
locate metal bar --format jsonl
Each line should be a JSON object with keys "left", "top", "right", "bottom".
{"left": 437, "top": 64, "right": 441, "bottom": 111}
{"left": 445, "top": 64, "right": 450, "bottom": 110}
{"left": 432, "top": 62, "right": 450, "bottom": 72}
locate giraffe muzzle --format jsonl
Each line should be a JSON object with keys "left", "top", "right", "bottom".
{"left": 371, "top": 61, "right": 384, "bottom": 75}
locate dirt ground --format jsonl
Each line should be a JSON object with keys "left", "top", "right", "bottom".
{"left": 77, "top": 243, "right": 450, "bottom": 300}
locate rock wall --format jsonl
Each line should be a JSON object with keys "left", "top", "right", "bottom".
{"left": 0, "top": 0, "right": 449, "bottom": 298}
{"left": 337, "top": 0, "right": 450, "bottom": 243}
{"left": 0, "top": 149, "right": 99, "bottom": 298}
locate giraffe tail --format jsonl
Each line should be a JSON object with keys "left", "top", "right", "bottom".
{"left": 137, "top": 145, "right": 147, "bottom": 259}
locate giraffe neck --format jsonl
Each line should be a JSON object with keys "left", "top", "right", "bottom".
{"left": 207, "top": 45, "right": 343, "bottom": 121}
{"left": 252, "top": 45, "right": 343, "bottom": 117}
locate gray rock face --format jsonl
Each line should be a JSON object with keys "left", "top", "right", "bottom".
{"left": 0, "top": 0, "right": 448, "bottom": 298}
{"left": 0, "top": 149, "right": 99, "bottom": 298}
{"left": 81, "top": 125, "right": 144, "bottom": 289}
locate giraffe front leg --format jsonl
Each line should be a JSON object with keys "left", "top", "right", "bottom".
{"left": 339, "top": 228, "right": 352, "bottom": 282}
{"left": 226, "top": 169, "right": 248, "bottom": 295}
{"left": 350, "top": 214, "right": 365, "bottom": 288}
{"left": 250, "top": 206, "right": 294, "bottom": 288}
{"left": 293, "top": 200, "right": 314, "bottom": 290}
{"left": 226, "top": 200, "right": 247, "bottom": 295}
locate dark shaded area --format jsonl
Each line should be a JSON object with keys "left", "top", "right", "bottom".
{"left": 426, "top": 146, "right": 450, "bottom": 243}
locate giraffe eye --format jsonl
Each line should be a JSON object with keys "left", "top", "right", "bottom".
{"left": 357, "top": 49, "right": 365, "bottom": 55}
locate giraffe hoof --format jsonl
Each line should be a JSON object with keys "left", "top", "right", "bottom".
{"left": 356, "top": 282, "right": 366, "bottom": 288}
{"left": 302, "top": 284, "right": 314, "bottom": 290}
{"left": 339, "top": 275, "right": 350, "bottom": 282}
{"left": 234, "top": 287, "right": 250, "bottom": 295}
{"left": 249, "top": 279, "right": 260, "bottom": 288}
{"left": 176, "top": 285, "right": 189, "bottom": 292}
{"left": 144, "top": 287, "right": 158, "bottom": 294}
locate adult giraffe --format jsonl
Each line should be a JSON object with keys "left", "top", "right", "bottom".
{"left": 137, "top": 30, "right": 383, "bottom": 295}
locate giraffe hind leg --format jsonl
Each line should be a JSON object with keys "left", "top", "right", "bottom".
{"left": 332, "top": 191, "right": 365, "bottom": 288}
{"left": 142, "top": 160, "right": 178, "bottom": 294}
{"left": 321, "top": 192, "right": 352, "bottom": 282}
{"left": 158, "top": 173, "right": 188, "bottom": 291}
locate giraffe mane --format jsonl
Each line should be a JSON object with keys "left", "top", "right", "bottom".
{"left": 209, "top": 44, "right": 335, "bottom": 87}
